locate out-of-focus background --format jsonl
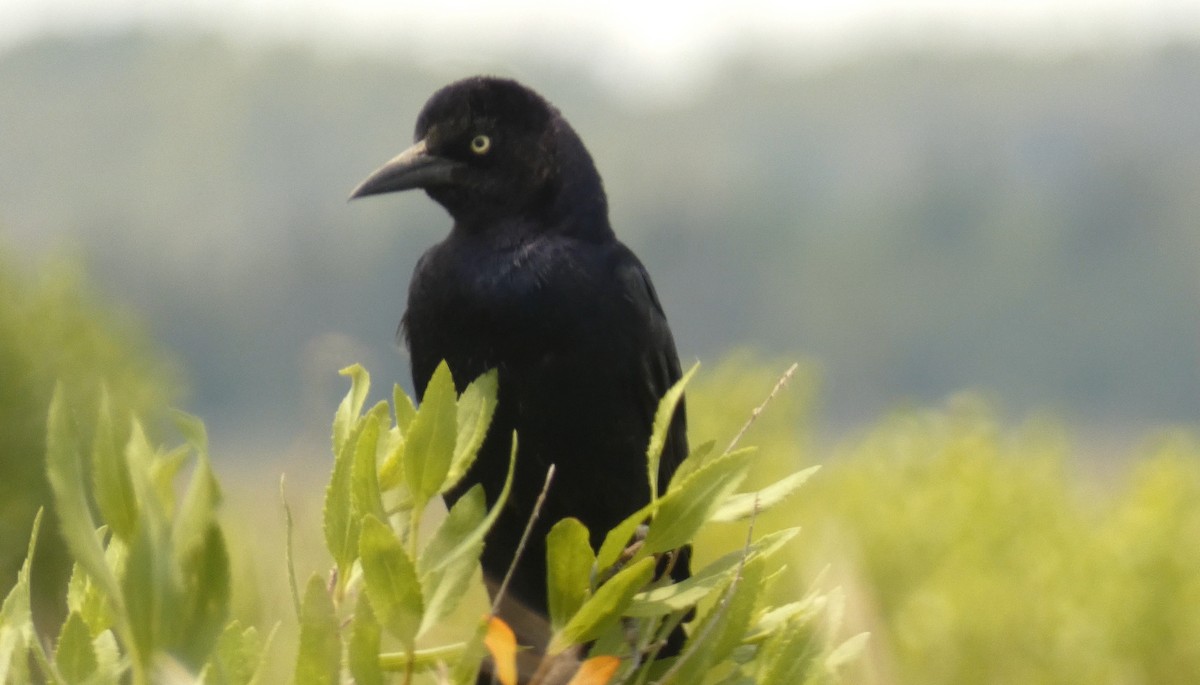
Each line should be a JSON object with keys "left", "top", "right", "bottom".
{"left": 5, "top": 0, "right": 1199, "bottom": 457}
{"left": 3, "top": 2, "right": 1199, "bottom": 683}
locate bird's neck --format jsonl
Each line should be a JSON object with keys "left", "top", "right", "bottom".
{"left": 547, "top": 175, "right": 613, "bottom": 243}
{"left": 449, "top": 175, "right": 614, "bottom": 245}
{"left": 545, "top": 124, "right": 615, "bottom": 242}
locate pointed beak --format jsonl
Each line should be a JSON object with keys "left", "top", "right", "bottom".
{"left": 348, "top": 139, "right": 462, "bottom": 200}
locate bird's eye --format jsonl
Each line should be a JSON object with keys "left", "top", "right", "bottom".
{"left": 470, "top": 134, "right": 491, "bottom": 155}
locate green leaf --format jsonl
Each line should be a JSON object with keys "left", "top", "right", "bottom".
{"left": 445, "top": 369, "right": 498, "bottom": 491}
{"left": 351, "top": 412, "right": 387, "bottom": 524}
{"left": 359, "top": 516, "right": 424, "bottom": 649}
{"left": 744, "top": 598, "right": 824, "bottom": 644}
{"left": 381, "top": 386, "right": 419, "bottom": 491}
{"left": 173, "top": 447, "right": 222, "bottom": 564}
{"left": 323, "top": 414, "right": 363, "bottom": 581}
{"left": 172, "top": 409, "right": 210, "bottom": 458}
{"left": 825, "top": 632, "right": 870, "bottom": 673}
{"left": 641, "top": 448, "right": 755, "bottom": 557}
{"left": 647, "top": 362, "right": 699, "bottom": 500}
{"left": 67, "top": 553, "right": 118, "bottom": 637}
{"left": 421, "top": 440, "right": 518, "bottom": 579}
{"left": 449, "top": 617, "right": 491, "bottom": 685}
{"left": 120, "top": 523, "right": 162, "bottom": 670}
{"left": 176, "top": 524, "right": 232, "bottom": 668}
{"left": 755, "top": 618, "right": 820, "bottom": 685}
{"left": 627, "top": 528, "right": 798, "bottom": 617}
{"left": 667, "top": 440, "right": 717, "bottom": 489}
{"left": 348, "top": 594, "right": 384, "bottom": 685}
{"left": 201, "top": 621, "right": 265, "bottom": 685}
{"left": 1, "top": 509, "right": 40, "bottom": 631}
{"left": 0, "top": 626, "right": 29, "bottom": 685}
{"left": 247, "top": 623, "right": 281, "bottom": 685}
{"left": 378, "top": 425, "right": 406, "bottom": 491}
{"left": 150, "top": 445, "right": 192, "bottom": 514}
{"left": 1, "top": 509, "right": 42, "bottom": 683}
{"left": 294, "top": 575, "right": 340, "bottom": 685}
{"left": 92, "top": 630, "right": 120, "bottom": 682}
{"left": 91, "top": 390, "right": 138, "bottom": 542}
{"left": 549, "top": 557, "right": 655, "bottom": 654}
{"left": 55, "top": 612, "right": 98, "bottom": 684}
{"left": 418, "top": 485, "right": 486, "bottom": 576}
{"left": 125, "top": 419, "right": 183, "bottom": 519}
{"left": 404, "top": 361, "right": 459, "bottom": 507}
{"left": 418, "top": 537, "right": 481, "bottom": 638}
{"left": 669, "top": 556, "right": 765, "bottom": 684}
{"left": 545, "top": 518, "right": 594, "bottom": 632}
{"left": 707, "top": 556, "right": 766, "bottom": 663}
{"left": 480, "top": 437, "right": 519, "bottom": 532}
{"left": 45, "top": 387, "right": 123, "bottom": 611}
{"left": 333, "top": 364, "right": 370, "bottom": 456}
{"left": 171, "top": 447, "right": 228, "bottom": 668}
{"left": 710, "top": 466, "right": 820, "bottom": 523}
{"left": 595, "top": 500, "right": 654, "bottom": 574}
{"left": 393, "top": 383, "right": 418, "bottom": 433}
{"left": 417, "top": 487, "right": 486, "bottom": 636}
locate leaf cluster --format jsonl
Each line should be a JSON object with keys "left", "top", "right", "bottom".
{"left": 299, "top": 362, "right": 507, "bottom": 685}
{"left": 1, "top": 387, "right": 270, "bottom": 685}
{"left": 300, "top": 362, "right": 859, "bottom": 685}
{"left": 1, "top": 360, "right": 857, "bottom": 685}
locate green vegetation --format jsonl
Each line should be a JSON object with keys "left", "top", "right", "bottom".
{"left": 2, "top": 356, "right": 846, "bottom": 683}
{"left": 2, "top": 261, "right": 1200, "bottom": 682}
{"left": 0, "top": 251, "right": 177, "bottom": 632}
{"left": 2, "top": 385, "right": 267, "bottom": 684}
{"left": 790, "top": 409, "right": 1200, "bottom": 685}
{"left": 688, "top": 363, "right": 1200, "bottom": 685}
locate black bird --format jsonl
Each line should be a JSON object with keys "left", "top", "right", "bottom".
{"left": 350, "top": 76, "right": 689, "bottom": 657}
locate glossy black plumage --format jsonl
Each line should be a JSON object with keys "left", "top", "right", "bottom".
{"left": 351, "top": 76, "right": 689, "bottom": 654}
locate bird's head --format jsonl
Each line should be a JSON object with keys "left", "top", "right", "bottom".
{"left": 350, "top": 76, "right": 608, "bottom": 234}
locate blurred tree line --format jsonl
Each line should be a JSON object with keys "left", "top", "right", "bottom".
{"left": 0, "top": 33, "right": 1196, "bottom": 453}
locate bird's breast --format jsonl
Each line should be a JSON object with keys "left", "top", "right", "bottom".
{"left": 406, "top": 235, "right": 608, "bottom": 378}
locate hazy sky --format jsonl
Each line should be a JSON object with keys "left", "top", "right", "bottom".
{"left": 5, "top": 0, "right": 1200, "bottom": 94}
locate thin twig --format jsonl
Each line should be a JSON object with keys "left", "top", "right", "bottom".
{"left": 724, "top": 363, "right": 799, "bottom": 455}
{"left": 491, "top": 464, "right": 557, "bottom": 615}
{"left": 279, "top": 474, "right": 302, "bottom": 620}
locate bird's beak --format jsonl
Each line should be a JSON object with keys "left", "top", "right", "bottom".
{"left": 348, "top": 139, "right": 461, "bottom": 200}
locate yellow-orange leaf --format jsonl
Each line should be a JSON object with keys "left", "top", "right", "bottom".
{"left": 566, "top": 655, "right": 620, "bottom": 685}
{"left": 483, "top": 615, "right": 518, "bottom": 685}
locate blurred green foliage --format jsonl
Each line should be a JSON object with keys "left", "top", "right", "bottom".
{"left": 689, "top": 357, "right": 1200, "bottom": 685}
{"left": 2, "top": 386, "right": 270, "bottom": 685}
{"left": 0, "top": 249, "right": 177, "bottom": 630}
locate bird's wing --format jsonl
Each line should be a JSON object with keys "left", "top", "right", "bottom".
{"left": 613, "top": 246, "right": 693, "bottom": 589}
{"left": 613, "top": 246, "right": 689, "bottom": 493}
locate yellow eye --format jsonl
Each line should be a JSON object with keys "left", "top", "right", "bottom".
{"left": 470, "top": 134, "right": 491, "bottom": 155}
